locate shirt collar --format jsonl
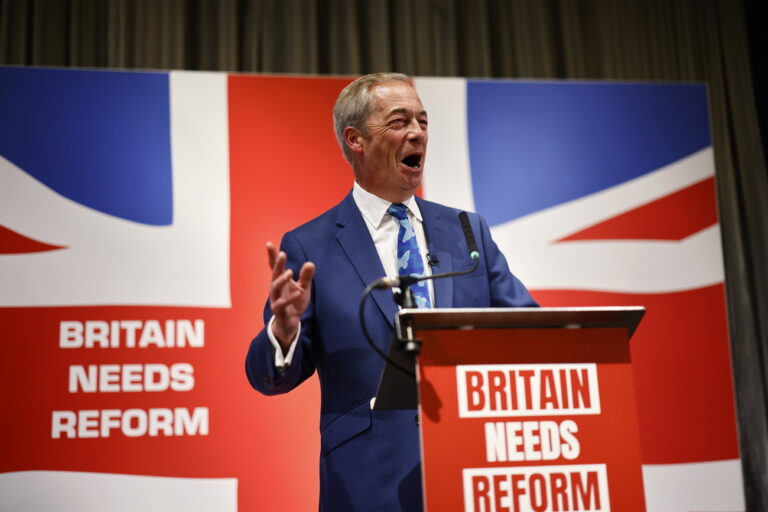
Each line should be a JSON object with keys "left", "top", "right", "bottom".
{"left": 352, "top": 182, "right": 423, "bottom": 228}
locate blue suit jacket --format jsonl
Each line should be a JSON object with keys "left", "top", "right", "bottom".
{"left": 245, "top": 191, "right": 537, "bottom": 511}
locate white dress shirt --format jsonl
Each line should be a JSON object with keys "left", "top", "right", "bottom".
{"left": 268, "top": 182, "right": 434, "bottom": 367}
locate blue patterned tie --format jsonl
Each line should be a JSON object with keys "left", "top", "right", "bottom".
{"left": 387, "top": 203, "right": 432, "bottom": 309}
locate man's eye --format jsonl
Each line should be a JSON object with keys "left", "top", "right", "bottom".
{"left": 389, "top": 119, "right": 406, "bottom": 127}
{"left": 419, "top": 119, "right": 428, "bottom": 128}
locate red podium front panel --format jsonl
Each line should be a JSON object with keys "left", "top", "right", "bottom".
{"left": 417, "top": 326, "right": 645, "bottom": 512}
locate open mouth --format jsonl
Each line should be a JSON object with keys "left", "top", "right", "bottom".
{"left": 400, "top": 153, "right": 422, "bottom": 169}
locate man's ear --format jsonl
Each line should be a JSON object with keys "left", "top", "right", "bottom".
{"left": 343, "top": 126, "right": 365, "bottom": 156}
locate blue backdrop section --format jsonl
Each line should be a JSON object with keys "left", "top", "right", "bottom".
{"left": 467, "top": 81, "right": 711, "bottom": 226}
{"left": 0, "top": 67, "right": 173, "bottom": 225}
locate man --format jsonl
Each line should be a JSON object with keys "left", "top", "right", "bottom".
{"left": 245, "top": 73, "right": 537, "bottom": 511}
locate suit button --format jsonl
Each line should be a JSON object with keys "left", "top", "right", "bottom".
{"left": 263, "top": 376, "right": 272, "bottom": 386}
{"left": 415, "top": 415, "right": 419, "bottom": 425}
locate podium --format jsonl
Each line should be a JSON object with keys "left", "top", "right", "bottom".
{"left": 396, "top": 307, "right": 646, "bottom": 512}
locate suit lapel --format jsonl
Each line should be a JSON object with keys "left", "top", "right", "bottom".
{"left": 417, "top": 197, "right": 454, "bottom": 308}
{"left": 335, "top": 193, "right": 398, "bottom": 327}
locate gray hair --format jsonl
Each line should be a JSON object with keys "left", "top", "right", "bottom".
{"left": 333, "top": 72, "right": 411, "bottom": 163}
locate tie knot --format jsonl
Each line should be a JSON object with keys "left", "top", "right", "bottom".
{"left": 387, "top": 203, "right": 409, "bottom": 221}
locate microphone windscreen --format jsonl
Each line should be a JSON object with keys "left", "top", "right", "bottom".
{"left": 458, "top": 212, "right": 479, "bottom": 260}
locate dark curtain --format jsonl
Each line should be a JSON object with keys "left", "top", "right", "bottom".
{"left": 2, "top": 0, "right": 766, "bottom": 507}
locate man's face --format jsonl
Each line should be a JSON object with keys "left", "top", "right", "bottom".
{"left": 354, "top": 81, "right": 428, "bottom": 202}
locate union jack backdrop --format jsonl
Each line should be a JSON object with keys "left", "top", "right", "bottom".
{"left": 0, "top": 67, "right": 743, "bottom": 511}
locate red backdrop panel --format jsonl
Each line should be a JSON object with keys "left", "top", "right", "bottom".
{"left": 0, "top": 74, "right": 357, "bottom": 512}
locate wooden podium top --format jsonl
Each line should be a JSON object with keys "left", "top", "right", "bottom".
{"left": 398, "top": 306, "right": 645, "bottom": 339}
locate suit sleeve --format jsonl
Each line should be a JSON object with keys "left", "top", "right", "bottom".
{"left": 245, "top": 230, "right": 318, "bottom": 395}
{"left": 476, "top": 213, "right": 539, "bottom": 307}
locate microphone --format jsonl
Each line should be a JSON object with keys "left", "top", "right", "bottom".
{"left": 427, "top": 253, "right": 439, "bottom": 267}
{"left": 459, "top": 211, "right": 480, "bottom": 261}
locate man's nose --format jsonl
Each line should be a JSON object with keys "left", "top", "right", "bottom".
{"left": 406, "top": 120, "right": 426, "bottom": 141}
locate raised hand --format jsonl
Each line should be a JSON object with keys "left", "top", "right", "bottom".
{"left": 266, "top": 241, "right": 315, "bottom": 352}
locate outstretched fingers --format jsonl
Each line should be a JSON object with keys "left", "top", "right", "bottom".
{"left": 266, "top": 242, "right": 287, "bottom": 280}
{"left": 297, "top": 262, "right": 315, "bottom": 290}
{"left": 266, "top": 241, "right": 278, "bottom": 268}
{"left": 264, "top": 241, "right": 315, "bottom": 320}
{"left": 270, "top": 268, "right": 294, "bottom": 300}
{"left": 271, "top": 289, "right": 303, "bottom": 311}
